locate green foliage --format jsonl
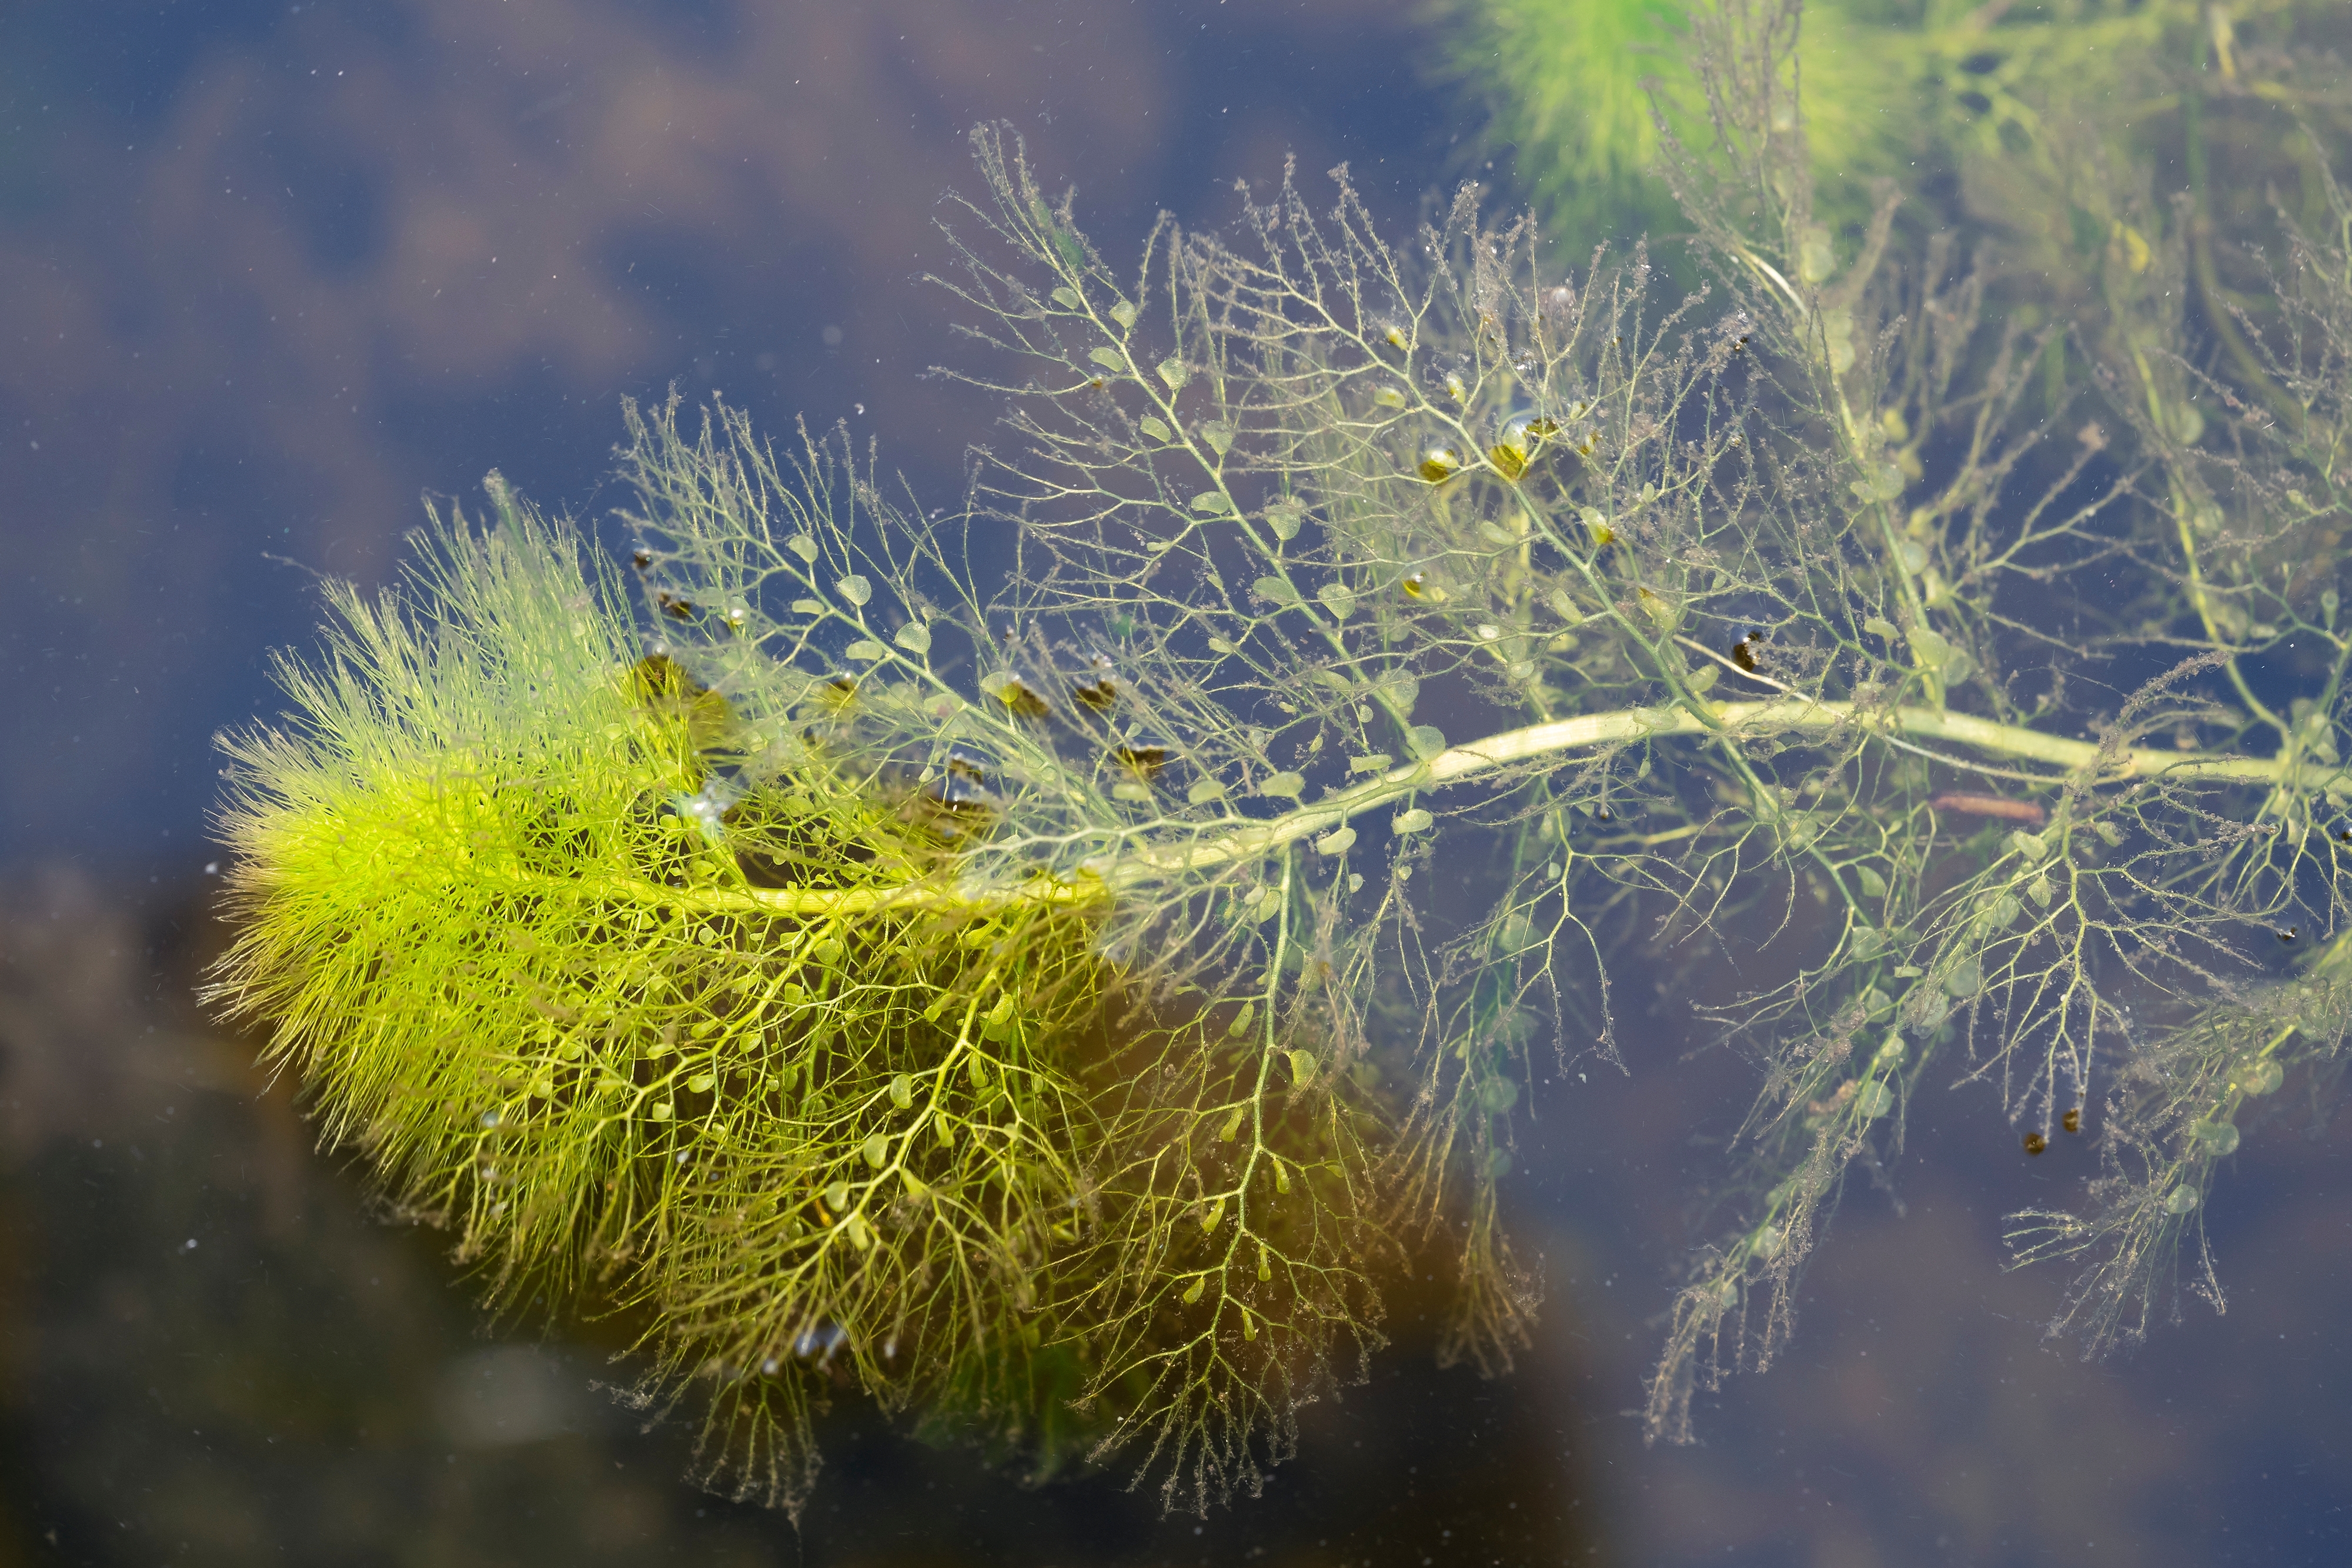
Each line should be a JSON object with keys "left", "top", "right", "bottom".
{"left": 212, "top": 0, "right": 2352, "bottom": 1520}
{"left": 212, "top": 427, "right": 1394, "bottom": 1516}
{"left": 1440, "top": 1, "right": 2349, "bottom": 246}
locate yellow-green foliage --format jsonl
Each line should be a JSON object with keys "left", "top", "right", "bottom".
{"left": 210, "top": 477, "right": 1388, "bottom": 1514}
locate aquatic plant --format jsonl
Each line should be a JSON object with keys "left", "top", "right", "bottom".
{"left": 1439, "top": 1, "right": 2351, "bottom": 248}
{"left": 211, "top": 0, "right": 2352, "bottom": 1519}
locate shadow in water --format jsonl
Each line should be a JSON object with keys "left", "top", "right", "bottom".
{"left": 0, "top": 865, "right": 1603, "bottom": 1565}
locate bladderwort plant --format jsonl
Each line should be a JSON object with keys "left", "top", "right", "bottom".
{"left": 211, "top": 0, "right": 2352, "bottom": 1520}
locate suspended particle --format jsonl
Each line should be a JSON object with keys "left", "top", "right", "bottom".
{"left": 2062, "top": 1106, "right": 2082, "bottom": 1134}
{"left": 2022, "top": 1131, "right": 2047, "bottom": 1156}
{"left": 1417, "top": 444, "right": 1465, "bottom": 483}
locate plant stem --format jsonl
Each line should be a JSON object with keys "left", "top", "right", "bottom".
{"left": 1133, "top": 696, "right": 2292, "bottom": 877}
{"left": 565, "top": 697, "right": 2303, "bottom": 921}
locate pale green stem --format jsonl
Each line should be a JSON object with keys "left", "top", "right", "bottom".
{"left": 533, "top": 697, "right": 2311, "bottom": 920}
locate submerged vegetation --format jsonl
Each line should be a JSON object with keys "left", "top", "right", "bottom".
{"left": 211, "top": 0, "right": 2352, "bottom": 1519}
